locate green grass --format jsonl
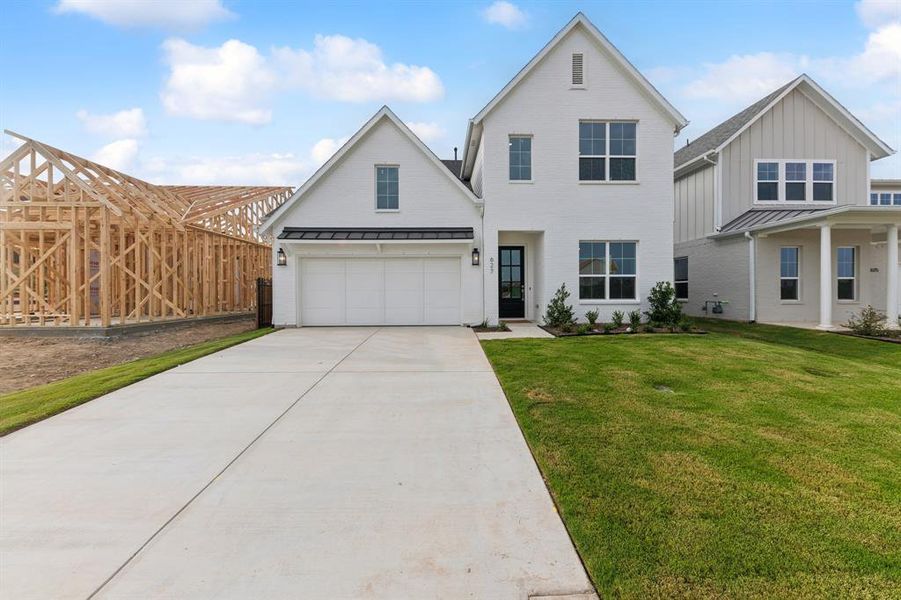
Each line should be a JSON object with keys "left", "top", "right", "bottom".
{"left": 482, "top": 322, "right": 901, "bottom": 599}
{"left": 0, "top": 327, "right": 274, "bottom": 436}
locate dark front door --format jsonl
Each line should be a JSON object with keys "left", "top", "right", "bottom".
{"left": 498, "top": 246, "right": 525, "bottom": 319}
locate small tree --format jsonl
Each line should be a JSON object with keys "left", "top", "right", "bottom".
{"left": 544, "top": 283, "right": 576, "bottom": 328}
{"left": 645, "top": 281, "right": 683, "bottom": 328}
{"left": 628, "top": 309, "right": 642, "bottom": 331}
{"left": 611, "top": 310, "right": 625, "bottom": 328}
{"left": 845, "top": 305, "right": 888, "bottom": 337}
{"left": 585, "top": 308, "right": 599, "bottom": 326}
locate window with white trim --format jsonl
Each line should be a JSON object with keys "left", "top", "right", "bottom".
{"left": 754, "top": 160, "right": 836, "bottom": 203}
{"left": 376, "top": 166, "right": 398, "bottom": 210}
{"left": 579, "top": 241, "right": 637, "bottom": 300}
{"left": 780, "top": 247, "right": 800, "bottom": 301}
{"left": 870, "top": 191, "right": 901, "bottom": 206}
{"left": 508, "top": 135, "right": 532, "bottom": 181}
{"left": 674, "top": 257, "right": 688, "bottom": 300}
{"left": 837, "top": 246, "right": 856, "bottom": 301}
{"left": 579, "top": 121, "right": 636, "bottom": 182}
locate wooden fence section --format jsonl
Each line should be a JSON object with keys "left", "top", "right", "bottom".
{"left": 0, "top": 132, "right": 290, "bottom": 327}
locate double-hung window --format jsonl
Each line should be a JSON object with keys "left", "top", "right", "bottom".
{"left": 376, "top": 166, "right": 399, "bottom": 210}
{"left": 780, "top": 247, "right": 800, "bottom": 301}
{"left": 755, "top": 160, "right": 836, "bottom": 203}
{"left": 579, "top": 121, "right": 636, "bottom": 181}
{"left": 508, "top": 136, "right": 532, "bottom": 181}
{"left": 579, "top": 241, "right": 637, "bottom": 300}
{"left": 837, "top": 247, "right": 856, "bottom": 301}
{"left": 674, "top": 257, "right": 688, "bottom": 300}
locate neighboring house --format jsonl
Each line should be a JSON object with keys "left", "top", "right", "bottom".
{"left": 673, "top": 75, "right": 899, "bottom": 329}
{"left": 260, "top": 13, "right": 687, "bottom": 326}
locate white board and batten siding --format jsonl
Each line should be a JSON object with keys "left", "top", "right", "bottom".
{"left": 270, "top": 116, "right": 482, "bottom": 327}
{"left": 674, "top": 164, "right": 716, "bottom": 244}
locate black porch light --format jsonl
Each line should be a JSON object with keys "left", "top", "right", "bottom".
{"left": 471, "top": 247, "right": 480, "bottom": 266}
{"left": 277, "top": 247, "right": 287, "bottom": 266}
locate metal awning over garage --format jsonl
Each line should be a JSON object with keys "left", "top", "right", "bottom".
{"left": 278, "top": 227, "right": 474, "bottom": 241}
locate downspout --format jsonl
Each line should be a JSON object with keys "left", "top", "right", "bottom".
{"left": 480, "top": 201, "right": 486, "bottom": 326}
{"left": 745, "top": 231, "right": 757, "bottom": 322}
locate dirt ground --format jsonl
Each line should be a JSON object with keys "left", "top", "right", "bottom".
{"left": 0, "top": 318, "right": 257, "bottom": 395}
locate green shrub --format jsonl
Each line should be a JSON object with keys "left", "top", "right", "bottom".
{"left": 679, "top": 316, "right": 693, "bottom": 332}
{"left": 611, "top": 310, "right": 624, "bottom": 327}
{"left": 544, "top": 283, "right": 576, "bottom": 328}
{"left": 603, "top": 322, "right": 615, "bottom": 333}
{"left": 645, "top": 281, "right": 683, "bottom": 328}
{"left": 585, "top": 308, "right": 599, "bottom": 326}
{"left": 628, "top": 310, "right": 642, "bottom": 331}
{"left": 577, "top": 323, "right": 592, "bottom": 334}
{"left": 845, "top": 305, "right": 888, "bottom": 337}
{"left": 561, "top": 321, "right": 575, "bottom": 333}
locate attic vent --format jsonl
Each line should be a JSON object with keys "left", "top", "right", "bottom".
{"left": 572, "top": 53, "right": 584, "bottom": 86}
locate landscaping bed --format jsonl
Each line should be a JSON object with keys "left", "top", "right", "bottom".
{"left": 539, "top": 323, "right": 707, "bottom": 337}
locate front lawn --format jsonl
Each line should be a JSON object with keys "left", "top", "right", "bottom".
{"left": 482, "top": 322, "right": 901, "bottom": 598}
{"left": 0, "top": 327, "right": 274, "bottom": 436}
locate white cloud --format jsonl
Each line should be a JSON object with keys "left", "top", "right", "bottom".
{"left": 847, "top": 22, "right": 901, "bottom": 82}
{"left": 406, "top": 121, "right": 445, "bottom": 142}
{"left": 856, "top": 0, "right": 901, "bottom": 29}
{"left": 76, "top": 107, "right": 147, "bottom": 138}
{"left": 273, "top": 34, "right": 444, "bottom": 102}
{"left": 682, "top": 53, "right": 805, "bottom": 102}
{"left": 161, "top": 38, "right": 276, "bottom": 124}
{"left": 55, "top": 0, "right": 233, "bottom": 29}
{"left": 481, "top": 1, "right": 528, "bottom": 30}
{"left": 310, "top": 137, "right": 349, "bottom": 166}
{"left": 93, "top": 138, "right": 139, "bottom": 171}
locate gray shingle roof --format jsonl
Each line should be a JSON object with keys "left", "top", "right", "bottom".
{"left": 440, "top": 159, "right": 472, "bottom": 190}
{"left": 675, "top": 79, "right": 796, "bottom": 169}
{"left": 719, "top": 208, "right": 828, "bottom": 234}
{"left": 278, "top": 227, "right": 474, "bottom": 241}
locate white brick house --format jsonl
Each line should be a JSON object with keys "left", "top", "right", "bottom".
{"left": 261, "top": 13, "right": 687, "bottom": 327}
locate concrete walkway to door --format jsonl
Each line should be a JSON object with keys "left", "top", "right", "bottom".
{"left": 1, "top": 327, "right": 595, "bottom": 599}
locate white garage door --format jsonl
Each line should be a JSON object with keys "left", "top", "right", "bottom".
{"left": 300, "top": 257, "right": 461, "bottom": 325}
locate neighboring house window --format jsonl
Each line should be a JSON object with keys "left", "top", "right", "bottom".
{"left": 812, "top": 162, "right": 833, "bottom": 202}
{"left": 785, "top": 162, "right": 806, "bottom": 201}
{"left": 896, "top": 193, "right": 901, "bottom": 206}
{"left": 780, "top": 247, "right": 800, "bottom": 301}
{"left": 578, "top": 241, "right": 637, "bottom": 300}
{"left": 870, "top": 193, "right": 879, "bottom": 205}
{"left": 871, "top": 191, "right": 901, "bottom": 206}
{"left": 509, "top": 136, "right": 532, "bottom": 181}
{"left": 837, "top": 246, "right": 856, "bottom": 301}
{"left": 755, "top": 160, "right": 836, "bottom": 203}
{"left": 571, "top": 53, "right": 584, "bottom": 86}
{"left": 674, "top": 257, "right": 688, "bottom": 300}
{"left": 579, "top": 121, "right": 637, "bottom": 182}
{"left": 376, "top": 166, "right": 398, "bottom": 210}
{"left": 757, "top": 162, "right": 779, "bottom": 201}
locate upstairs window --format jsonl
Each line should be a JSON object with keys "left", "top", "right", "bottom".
{"left": 571, "top": 53, "right": 584, "bottom": 86}
{"left": 812, "top": 162, "right": 833, "bottom": 202}
{"left": 755, "top": 160, "right": 836, "bottom": 203}
{"left": 376, "top": 166, "right": 399, "bottom": 210}
{"left": 674, "top": 257, "right": 688, "bottom": 300}
{"left": 870, "top": 191, "right": 900, "bottom": 206}
{"left": 508, "top": 135, "right": 532, "bottom": 181}
{"left": 579, "top": 121, "right": 637, "bottom": 182}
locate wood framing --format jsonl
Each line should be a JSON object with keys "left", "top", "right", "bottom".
{"left": 0, "top": 132, "right": 291, "bottom": 327}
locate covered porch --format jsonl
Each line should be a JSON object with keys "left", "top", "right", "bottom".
{"left": 745, "top": 207, "right": 900, "bottom": 329}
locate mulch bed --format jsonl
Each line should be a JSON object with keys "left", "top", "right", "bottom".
{"left": 540, "top": 324, "right": 707, "bottom": 337}
{"left": 471, "top": 323, "right": 512, "bottom": 333}
{"left": 833, "top": 331, "right": 901, "bottom": 344}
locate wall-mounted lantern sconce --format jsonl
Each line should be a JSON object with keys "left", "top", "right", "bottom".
{"left": 277, "top": 247, "right": 287, "bottom": 266}
{"left": 471, "top": 248, "right": 480, "bottom": 266}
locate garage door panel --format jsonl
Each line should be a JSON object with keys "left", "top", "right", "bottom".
{"left": 300, "top": 256, "right": 459, "bottom": 326}
{"left": 384, "top": 259, "right": 424, "bottom": 324}
{"left": 424, "top": 258, "right": 461, "bottom": 324}
{"left": 300, "top": 259, "right": 345, "bottom": 325}
{"left": 346, "top": 260, "right": 384, "bottom": 325}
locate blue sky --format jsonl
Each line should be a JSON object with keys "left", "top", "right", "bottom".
{"left": 1, "top": 0, "right": 899, "bottom": 184}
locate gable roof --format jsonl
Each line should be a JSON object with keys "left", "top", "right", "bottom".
{"left": 462, "top": 12, "right": 687, "bottom": 177}
{"left": 259, "top": 107, "right": 481, "bottom": 233}
{"left": 675, "top": 75, "right": 894, "bottom": 173}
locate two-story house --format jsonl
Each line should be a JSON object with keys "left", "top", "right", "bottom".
{"left": 261, "top": 13, "right": 687, "bottom": 327}
{"left": 673, "top": 75, "right": 899, "bottom": 329}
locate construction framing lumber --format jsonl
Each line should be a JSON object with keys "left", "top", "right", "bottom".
{"left": 0, "top": 132, "right": 291, "bottom": 327}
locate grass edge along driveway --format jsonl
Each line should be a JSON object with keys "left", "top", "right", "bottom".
{"left": 0, "top": 327, "right": 274, "bottom": 436}
{"left": 481, "top": 321, "right": 901, "bottom": 599}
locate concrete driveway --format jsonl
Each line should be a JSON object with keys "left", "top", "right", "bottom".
{"left": 1, "top": 327, "right": 595, "bottom": 599}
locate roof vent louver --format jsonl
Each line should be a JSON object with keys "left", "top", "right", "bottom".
{"left": 572, "top": 53, "right": 584, "bottom": 86}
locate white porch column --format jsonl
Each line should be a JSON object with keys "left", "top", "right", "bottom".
{"left": 887, "top": 224, "right": 899, "bottom": 329}
{"left": 817, "top": 223, "right": 833, "bottom": 330}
